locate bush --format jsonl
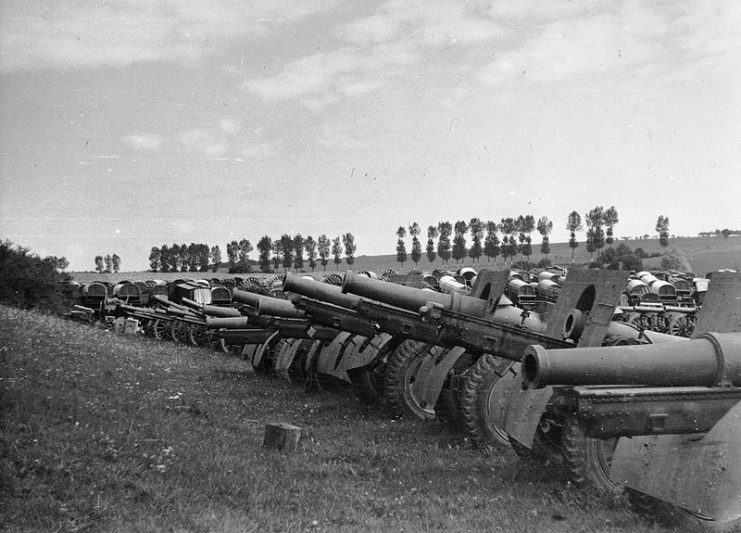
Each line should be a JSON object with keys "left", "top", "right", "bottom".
{"left": 511, "top": 260, "right": 531, "bottom": 270}
{"left": 0, "top": 240, "right": 72, "bottom": 313}
{"left": 536, "top": 258, "right": 552, "bottom": 268}
{"left": 228, "top": 261, "right": 254, "bottom": 274}
{"left": 596, "top": 244, "right": 643, "bottom": 271}
{"left": 660, "top": 247, "right": 692, "bottom": 272}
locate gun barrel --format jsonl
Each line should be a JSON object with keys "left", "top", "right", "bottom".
{"left": 283, "top": 272, "right": 361, "bottom": 309}
{"left": 294, "top": 297, "right": 377, "bottom": 337}
{"left": 342, "top": 270, "right": 486, "bottom": 316}
{"left": 522, "top": 332, "right": 741, "bottom": 389}
{"left": 232, "top": 288, "right": 305, "bottom": 318}
{"left": 201, "top": 305, "right": 242, "bottom": 318}
{"left": 206, "top": 316, "right": 252, "bottom": 329}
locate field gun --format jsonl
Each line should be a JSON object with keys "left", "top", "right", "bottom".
{"left": 220, "top": 287, "right": 342, "bottom": 376}
{"left": 519, "top": 271, "right": 741, "bottom": 530}
{"left": 618, "top": 300, "right": 697, "bottom": 337}
{"left": 282, "top": 273, "right": 402, "bottom": 396}
{"left": 344, "top": 268, "right": 685, "bottom": 457}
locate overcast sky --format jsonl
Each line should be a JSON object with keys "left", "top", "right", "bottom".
{"left": 1, "top": 0, "right": 740, "bottom": 271}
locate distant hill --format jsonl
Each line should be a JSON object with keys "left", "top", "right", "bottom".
{"left": 71, "top": 236, "right": 740, "bottom": 282}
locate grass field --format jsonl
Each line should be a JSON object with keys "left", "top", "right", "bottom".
{"left": 70, "top": 236, "right": 740, "bottom": 284}
{"left": 0, "top": 305, "right": 685, "bottom": 532}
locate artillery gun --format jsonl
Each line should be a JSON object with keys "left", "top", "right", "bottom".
{"left": 213, "top": 288, "right": 342, "bottom": 380}
{"left": 521, "top": 271, "right": 741, "bottom": 531}
{"left": 342, "top": 268, "right": 682, "bottom": 459}
{"left": 282, "top": 273, "right": 413, "bottom": 402}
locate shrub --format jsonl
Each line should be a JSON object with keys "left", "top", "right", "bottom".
{"left": 660, "top": 247, "right": 692, "bottom": 272}
{"left": 0, "top": 240, "right": 72, "bottom": 313}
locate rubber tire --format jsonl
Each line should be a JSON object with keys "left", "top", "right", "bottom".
{"left": 509, "top": 419, "right": 564, "bottom": 467}
{"left": 382, "top": 340, "right": 436, "bottom": 420}
{"left": 460, "top": 354, "right": 511, "bottom": 448}
{"left": 562, "top": 417, "right": 620, "bottom": 493}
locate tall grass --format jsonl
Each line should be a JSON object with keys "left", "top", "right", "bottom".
{"left": 0, "top": 305, "right": 679, "bottom": 532}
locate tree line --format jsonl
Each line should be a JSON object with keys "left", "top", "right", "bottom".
{"left": 394, "top": 208, "right": 675, "bottom": 268}
{"left": 395, "top": 215, "right": 559, "bottom": 269}
{"left": 147, "top": 233, "right": 357, "bottom": 274}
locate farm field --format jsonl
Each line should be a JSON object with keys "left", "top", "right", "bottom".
{"left": 0, "top": 305, "right": 684, "bottom": 533}
{"left": 70, "top": 236, "right": 740, "bottom": 284}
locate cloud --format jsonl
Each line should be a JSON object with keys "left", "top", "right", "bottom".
{"left": 244, "top": 0, "right": 506, "bottom": 107}
{"left": 0, "top": 0, "right": 340, "bottom": 71}
{"left": 178, "top": 120, "right": 280, "bottom": 158}
{"left": 220, "top": 119, "right": 240, "bottom": 135}
{"left": 123, "top": 134, "right": 164, "bottom": 151}
{"left": 240, "top": 141, "right": 280, "bottom": 158}
{"left": 316, "top": 124, "right": 369, "bottom": 150}
{"left": 179, "top": 128, "right": 227, "bottom": 156}
{"left": 479, "top": 1, "right": 741, "bottom": 86}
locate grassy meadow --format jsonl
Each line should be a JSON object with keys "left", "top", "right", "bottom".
{"left": 71, "top": 235, "right": 740, "bottom": 284}
{"left": 0, "top": 305, "right": 685, "bottom": 532}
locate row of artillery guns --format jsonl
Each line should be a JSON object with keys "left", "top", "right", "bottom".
{"left": 64, "top": 275, "right": 284, "bottom": 321}
{"left": 114, "top": 266, "right": 741, "bottom": 530}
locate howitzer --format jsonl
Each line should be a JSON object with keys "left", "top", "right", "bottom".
{"left": 522, "top": 271, "right": 741, "bottom": 530}
{"left": 207, "top": 298, "right": 339, "bottom": 372}
{"left": 282, "top": 273, "right": 402, "bottom": 391}
{"left": 343, "top": 268, "right": 649, "bottom": 437}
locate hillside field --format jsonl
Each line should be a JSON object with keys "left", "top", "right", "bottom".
{"left": 71, "top": 236, "right": 740, "bottom": 283}
{"left": 1, "top": 305, "right": 684, "bottom": 532}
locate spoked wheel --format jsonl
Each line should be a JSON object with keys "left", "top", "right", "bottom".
{"left": 562, "top": 417, "right": 620, "bottom": 493}
{"left": 152, "top": 319, "right": 169, "bottom": 341}
{"left": 188, "top": 323, "right": 209, "bottom": 346}
{"left": 382, "top": 340, "right": 436, "bottom": 420}
{"left": 170, "top": 320, "right": 189, "bottom": 343}
{"left": 627, "top": 489, "right": 739, "bottom": 532}
{"left": 668, "top": 314, "right": 695, "bottom": 337}
{"left": 219, "top": 337, "right": 243, "bottom": 355}
{"left": 460, "top": 354, "right": 512, "bottom": 448}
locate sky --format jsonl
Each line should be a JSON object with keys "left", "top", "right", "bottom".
{"left": 1, "top": 0, "right": 740, "bottom": 271}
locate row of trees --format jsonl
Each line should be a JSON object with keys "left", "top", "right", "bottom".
{"left": 94, "top": 254, "right": 121, "bottom": 273}
{"left": 147, "top": 233, "right": 358, "bottom": 273}
{"left": 698, "top": 228, "right": 740, "bottom": 238}
{"left": 395, "top": 215, "right": 559, "bottom": 268}
{"left": 395, "top": 208, "right": 679, "bottom": 268}
{"left": 254, "top": 233, "right": 356, "bottom": 273}
{"left": 148, "top": 243, "right": 214, "bottom": 273}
